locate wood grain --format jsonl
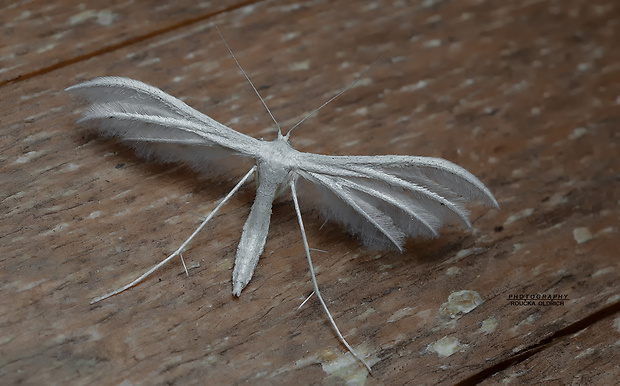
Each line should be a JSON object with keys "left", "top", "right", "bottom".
{"left": 1, "top": 0, "right": 619, "bottom": 384}
{"left": 0, "top": 0, "right": 255, "bottom": 84}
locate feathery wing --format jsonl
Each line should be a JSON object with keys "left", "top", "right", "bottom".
{"left": 294, "top": 153, "right": 499, "bottom": 250}
{"left": 65, "top": 76, "right": 261, "bottom": 175}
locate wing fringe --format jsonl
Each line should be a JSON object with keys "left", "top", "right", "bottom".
{"left": 66, "top": 77, "right": 260, "bottom": 177}
{"left": 296, "top": 153, "right": 498, "bottom": 249}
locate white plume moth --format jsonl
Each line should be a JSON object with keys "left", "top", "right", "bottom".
{"left": 67, "top": 28, "right": 498, "bottom": 371}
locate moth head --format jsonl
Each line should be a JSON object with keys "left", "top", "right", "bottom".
{"left": 279, "top": 130, "right": 293, "bottom": 146}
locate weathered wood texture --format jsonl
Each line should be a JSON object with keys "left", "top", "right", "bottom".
{"left": 1, "top": 0, "right": 619, "bottom": 385}
{"left": 0, "top": 0, "right": 255, "bottom": 84}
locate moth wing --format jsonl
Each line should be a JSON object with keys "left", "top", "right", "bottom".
{"left": 66, "top": 76, "right": 261, "bottom": 176}
{"left": 294, "top": 152, "right": 499, "bottom": 250}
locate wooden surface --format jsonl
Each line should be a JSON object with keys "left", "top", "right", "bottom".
{"left": 1, "top": 0, "right": 619, "bottom": 384}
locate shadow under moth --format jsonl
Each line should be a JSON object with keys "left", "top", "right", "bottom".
{"left": 66, "top": 30, "right": 498, "bottom": 372}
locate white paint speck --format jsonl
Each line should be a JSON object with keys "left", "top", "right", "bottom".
{"left": 289, "top": 60, "right": 310, "bottom": 71}
{"left": 343, "top": 139, "right": 360, "bottom": 148}
{"left": 484, "top": 107, "right": 496, "bottom": 115}
{"left": 281, "top": 32, "right": 300, "bottom": 42}
{"left": 112, "top": 208, "right": 133, "bottom": 217}
{"left": 401, "top": 80, "right": 428, "bottom": 92}
{"left": 592, "top": 267, "right": 614, "bottom": 277}
{"left": 17, "top": 10, "right": 32, "bottom": 20}
{"left": 163, "top": 215, "right": 182, "bottom": 225}
{"left": 388, "top": 307, "right": 416, "bottom": 322}
{"left": 416, "top": 309, "right": 433, "bottom": 322}
{"left": 455, "top": 248, "right": 472, "bottom": 259}
{"left": 573, "top": 227, "right": 593, "bottom": 244}
{"left": 427, "top": 336, "right": 468, "bottom": 358}
{"left": 70, "top": 10, "right": 96, "bottom": 25}
{"left": 5, "top": 191, "right": 25, "bottom": 200}
{"left": 575, "top": 347, "right": 595, "bottom": 359}
{"left": 87, "top": 211, "right": 101, "bottom": 219}
{"left": 423, "top": 39, "right": 442, "bottom": 48}
{"left": 549, "top": 193, "right": 568, "bottom": 206}
{"left": 36, "top": 43, "right": 57, "bottom": 54}
{"left": 353, "top": 78, "right": 373, "bottom": 87}
{"left": 16, "top": 279, "right": 47, "bottom": 292}
{"left": 505, "top": 80, "right": 529, "bottom": 94}
{"left": 353, "top": 107, "right": 368, "bottom": 116}
{"left": 39, "top": 223, "right": 69, "bottom": 237}
{"left": 577, "top": 62, "right": 591, "bottom": 72}
{"left": 364, "top": 2, "right": 380, "bottom": 10}
{"left": 462, "top": 78, "right": 475, "bottom": 87}
{"left": 607, "top": 295, "right": 620, "bottom": 305}
{"left": 319, "top": 344, "right": 376, "bottom": 383}
{"left": 214, "top": 258, "right": 234, "bottom": 272}
{"left": 13, "top": 151, "right": 38, "bottom": 164}
{"left": 138, "top": 57, "right": 161, "bottom": 67}
{"left": 97, "top": 10, "right": 117, "bottom": 26}
{"left": 532, "top": 264, "right": 545, "bottom": 276}
{"left": 510, "top": 314, "right": 538, "bottom": 333}
{"left": 446, "top": 267, "right": 461, "bottom": 276}
{"left": 600, "top": 227, "right": 615, "bottom": 234}
{"left": 439, "top": 290, "right": 484, "bottom": 319}
{"left": 480, "top": 317, "right": 498, "bottom": 334}
{"left": 569, "top": 127, "right": 588, "bottom": 140}
{"left": 504, "top": 208, "right": 534, "bottom": 225}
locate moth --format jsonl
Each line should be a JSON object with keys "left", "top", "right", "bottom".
{"left": 67, "top": 32, "right": 498, "bottom": 371}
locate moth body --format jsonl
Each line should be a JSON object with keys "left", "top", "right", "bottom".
{"left": 232, "top": 136, "right": 296, "bottom": 295}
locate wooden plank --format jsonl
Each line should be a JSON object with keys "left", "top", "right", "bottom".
{"left": 478, "top": 311, "right": 620, "bottom": 384}
{"left": 0, "top": 0, "right": 255, "bottom": 84}
{"left": 1, "top": 0, "right": 619, "bottom": 384}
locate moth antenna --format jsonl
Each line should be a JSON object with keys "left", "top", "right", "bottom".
{"left": 285, "top": 55, "right": 382, "bottom": 139}
{"left": 215, "top": 26, "right": 282, "bottom": 137}
{"left": 290, "top": 180, "right": 372, "bottom": 373}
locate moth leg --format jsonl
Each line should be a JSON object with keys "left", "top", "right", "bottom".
{"left": 296, "top": 250, "right": 326, "bottom": 309}
{"left": 297, "top": 291, "right": 314, "bottom": 310}
{"left": 289, "top": 181, "right": 372, "bottom": 372}
{"left": 179, "top": 252, "right": 189, "bottom": 277}
{"left": 91, "top": 166, "right": 257, "bottom": 304}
